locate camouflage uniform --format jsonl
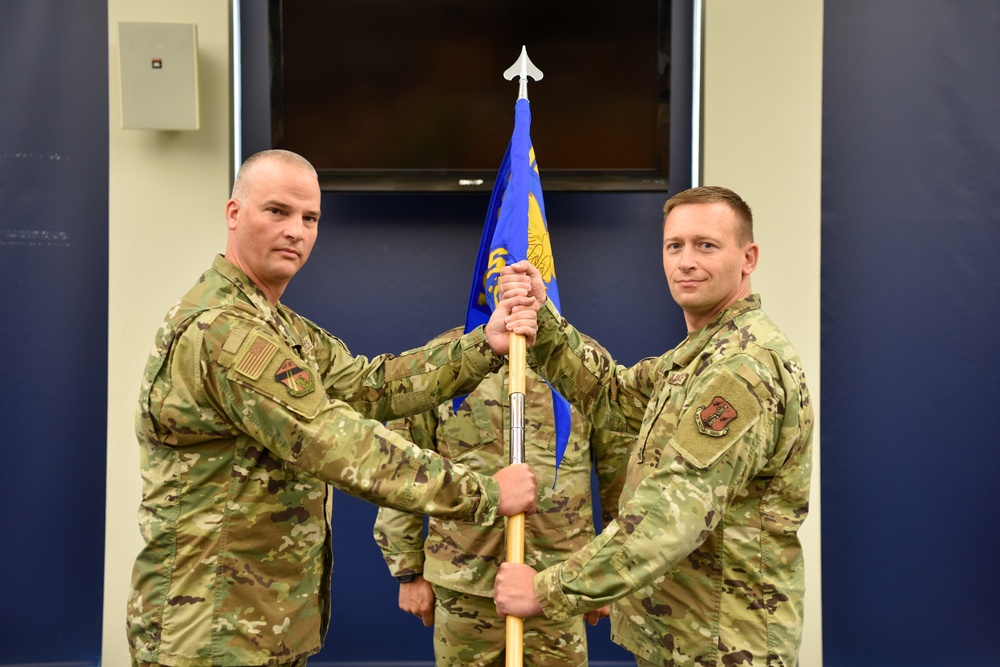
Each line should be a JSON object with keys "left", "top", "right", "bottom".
{"left": 127, "top": 256, "right": 511, "bottom": 667}
{"left": 373, "top": 327, "right": 632, "bottom": 667}
{"left": 374, "top": 328, "right": 635, "bottom": 666}
{"left": 526, "top": 296, "right": 813, "bottom": 667}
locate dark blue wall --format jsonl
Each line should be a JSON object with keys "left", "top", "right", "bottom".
{"left": 821, "top": 3, "right": 1000, "bottom": 665}
{"left": 0, "top": 3, "right": 108, "bottom": 666}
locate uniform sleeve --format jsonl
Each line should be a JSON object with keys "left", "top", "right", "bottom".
{"left": 528, "top": 300, "right": 658, "bottom": 435}
{"left": 372, "top": 409, "right": 442, "bottom": 578}
{"left": 533, "top": 363, "right": 775, "bottom": 620}
{"left": 313, "top": 322, "right": 504, "bottom": 422}
{"left": 192, "top": 312, "right": 502, "bottom": 526}
{"left": 589, "top": 425, "right": 634, "bottom": 529}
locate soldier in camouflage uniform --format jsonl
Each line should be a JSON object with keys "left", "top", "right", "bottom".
{"left": 127, "top": 150, "right": 540, "bottom": 667}
{"left": 373, "top": 327, "right": 634, "bottom": 666}
{"left": 494, "top": 186, "right": 814, "bottom": 667}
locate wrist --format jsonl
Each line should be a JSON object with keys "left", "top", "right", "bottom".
{"left": 395, "top": 573, "right": 421, "bottom": 583}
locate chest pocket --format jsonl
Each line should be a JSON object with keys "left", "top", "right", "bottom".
{"left": 437, "top": 396, "right": 500, "bottom": 464}
{"left": 635, "top": 375, "right": 681, "bottom": 469}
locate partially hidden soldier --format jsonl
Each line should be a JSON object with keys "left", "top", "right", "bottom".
{"left": 126, "top": 150, "right": 539, "bottom": 667}
{"left": 373, "top": 327, "right": 634, "bottom": 667}
{"left": 493, "top": 186, "right": 814, "bottom": 667}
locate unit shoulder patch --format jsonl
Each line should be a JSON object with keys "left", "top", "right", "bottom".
{"left": 274, "top": 358, "right": 315, "bottom": 397}
{"left": 695, "top": 396, "right": 738, "bottom": 436}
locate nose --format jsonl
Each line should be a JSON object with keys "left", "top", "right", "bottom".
{"left": 283, "top": 217, "right": 306, "bottom": 241}
{"left": 677, "top": 245, "right": 696, "bottom": 270}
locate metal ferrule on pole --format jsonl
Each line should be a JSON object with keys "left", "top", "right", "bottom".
{"left": 509, "top": 392, "right": 525, "bottom": 465}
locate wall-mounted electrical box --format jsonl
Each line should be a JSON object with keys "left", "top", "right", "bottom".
{"left": 118, "top": 22, "right": 199, "bottom": 130}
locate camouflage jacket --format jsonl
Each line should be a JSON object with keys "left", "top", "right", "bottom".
{"left": 528, "top": 295, "right": 813, "bottom": 667}
{"left": 128, "top": 256, "right": 508, "bottom": 667}
{"left": 373, "top": 327, "right": 633, "bottom": 598}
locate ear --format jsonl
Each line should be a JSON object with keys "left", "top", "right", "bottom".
{"left": 743, "top": 243, "right": 759, "bottom": 276}
{"left": 225, "top": 198, "right": 240, "bottom": 231}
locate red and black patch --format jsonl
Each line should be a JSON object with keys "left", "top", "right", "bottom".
{"left": 274, "top": 359, "right": 315, "bottom": 397}
{"left": 695, "top": 395, "right": 738, "bottom": 436}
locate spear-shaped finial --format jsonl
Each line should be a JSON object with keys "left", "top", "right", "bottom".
{"left": 503, "top": 45, "right": 543, "bottom": 100}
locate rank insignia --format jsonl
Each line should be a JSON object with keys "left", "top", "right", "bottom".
{"left": 667, "top": 372, "right": 688, "bottom": 386}
{"left": 695, "top": 396, "right": 738, "bottom": 436}
{"left": 274, "top": 359, "right": 315, "bottom": 397}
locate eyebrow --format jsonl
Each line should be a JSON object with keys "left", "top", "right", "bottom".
{"left": 663, "top": 235, "right": 723, "bottom": 244}
{"left": 262, "top": 199, "right": 321, "bottom": 218}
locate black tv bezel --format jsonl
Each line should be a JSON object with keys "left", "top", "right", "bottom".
{"left": 254, "top": 0, "right": 693, "bottom": 194}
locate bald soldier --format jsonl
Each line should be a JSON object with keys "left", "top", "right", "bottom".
{"left": 127, "top": 149, "right": 539, "bottom": 667}
{"left": 494, "top": 186, "right": 813, "bottom": 667}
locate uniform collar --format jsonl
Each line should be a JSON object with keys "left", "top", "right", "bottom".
{"left": 670, "top": 294, "right": 762, "bottom": 368}
{"left": 211, "top": 254, "right": 301, "bottom": 345}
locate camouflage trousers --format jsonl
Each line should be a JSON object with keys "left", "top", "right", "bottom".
{"left": 132, "top": 659, "right": 308, "bottom": 667}
{"left": 431, "top": 584, "right": 588, "bottom": 667}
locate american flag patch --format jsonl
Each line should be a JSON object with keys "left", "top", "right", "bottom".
{"left": 235, "top": 333, "right": 278, "bottom": 380}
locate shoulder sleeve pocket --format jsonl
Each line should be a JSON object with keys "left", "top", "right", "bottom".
{"left": 224, "top": 328, "right": 326, "bottom": 420}
{"left": 671, "top": 369, "right": 761, "bottom": 470}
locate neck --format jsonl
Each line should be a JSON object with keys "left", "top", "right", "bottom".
{"left": 684, "top": 285, "right": 751, "bottom": 332}
{"left": 224, "top": 252, "right": 283, "bottom": 304}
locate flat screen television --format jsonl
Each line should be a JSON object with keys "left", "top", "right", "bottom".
{"left": 264, "top": 0, "right": 692, "bottom": 192}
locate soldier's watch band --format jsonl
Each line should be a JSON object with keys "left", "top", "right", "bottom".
{"left": 395, "top": 573, "right": 419, "bottom": 583}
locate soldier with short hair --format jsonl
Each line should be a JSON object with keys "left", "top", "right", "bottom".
{"left": 127, "top": 149, "right": 540, "bottom": 667}
{"left": 494, "top": 186, "right": 814, "bottom": 667}
{"left": 373, "top": 327, "right": 634, "bottom": 666}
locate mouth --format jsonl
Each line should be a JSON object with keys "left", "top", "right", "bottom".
{"left": 276, "top": 247, "right": 300, "bottom": 259}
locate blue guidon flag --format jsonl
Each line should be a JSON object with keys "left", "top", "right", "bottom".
{"left": 458, "top": 97, "right": 572, "bottom": 473}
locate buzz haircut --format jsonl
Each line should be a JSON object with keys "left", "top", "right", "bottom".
{"left": 662, "top": 186, "right": 754, "bottom": 245}
{"left": 231, "top": 149, "right": 317, "bottom": 203}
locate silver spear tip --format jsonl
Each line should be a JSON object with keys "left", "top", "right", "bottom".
{"left": 503, "top": 45, "right": 543, "bottom": 100}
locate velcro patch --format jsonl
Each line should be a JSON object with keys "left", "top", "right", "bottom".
{"left": 672, "top": 370, "right": 761, "bottom": 469}
{"left": 233, "top": 331, "right": 278, "bottom": 380}
{"left": 226, "top": 330, "right": 325, "bottom": 420}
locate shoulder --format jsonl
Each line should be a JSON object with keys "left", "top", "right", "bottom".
{"left": 694, "top": 316, "right": 801, "bottom": 406}
{"left": 285, "top": 308, "right": 353, "bottom": 354}
{"left": 730, "top": 309, "right": 805, "bottom": 383}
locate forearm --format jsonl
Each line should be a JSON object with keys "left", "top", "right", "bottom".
{"left": 528, "top": 301, "right": 642, "bottom": 433}
{"left": 295, "top": 411, "right": 501, "bottom": 524}
{"left": 534, "top": 474, "right": 715, "bottom": 620}
{"left": 325, "top": 327, "right": 503, "bottom": 422}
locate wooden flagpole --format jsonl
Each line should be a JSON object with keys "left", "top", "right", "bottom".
{"left": 505, "top": 332, "right": 527, "bottom": 667}
{"left": 502, "top": 45, "right": 542, "bottom": 667}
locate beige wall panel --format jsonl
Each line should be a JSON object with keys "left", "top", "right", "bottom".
{"left": 702, "top": 1, "right": 824, "bottom": 665}
{"left": 104, "top": 2, "right": 232, "bottom": 665}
